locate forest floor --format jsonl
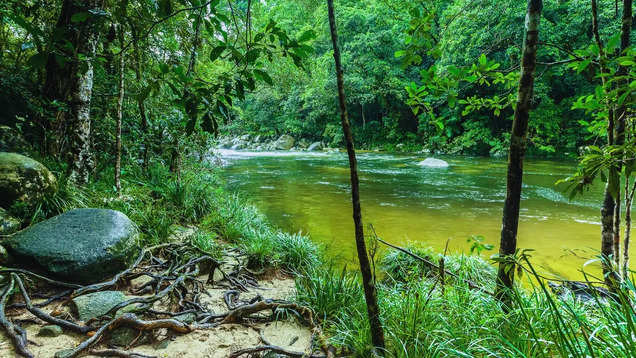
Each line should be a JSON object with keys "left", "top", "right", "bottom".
{"left": 0, "top": 230, "right": 313, "bottom": 358}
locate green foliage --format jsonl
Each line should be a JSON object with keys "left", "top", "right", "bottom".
{"left": 298, "top": 246, "right": 636, "bottom": 357}
{"left": 201, "top": 192, "right": 321, "bottom": 271}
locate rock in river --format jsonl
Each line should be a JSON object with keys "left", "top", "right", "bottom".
{"left": 307, "top": 141, "right": 323, "bottom": 151}
{"left": 4, "top": 208, "right": 138, "bottom": 283}
{"left": 417, "top": 158, "right": 449, "bottom": 168}
{"left": 0, "top": 152, "right": 57, "bottom": 208}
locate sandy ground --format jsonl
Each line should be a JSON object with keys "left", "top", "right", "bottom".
{"left": 0, "top": 262, "right": 312, "bottom": 358}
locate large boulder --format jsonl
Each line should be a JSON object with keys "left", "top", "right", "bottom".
{"left": 274, "top": 134, "right": 295, "bottom": 150}
{"left": 4, "top": 208, "right": 138, "bottom": 283}
{"left": 0, "top": 152, "right": 57, "bottom": 208}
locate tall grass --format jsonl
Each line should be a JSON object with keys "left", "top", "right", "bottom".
{"left": 202, "top": 192, "right": 322, "bottom": 271}
{"left": 297, "top": 246, "right": 636, "bottom": 357}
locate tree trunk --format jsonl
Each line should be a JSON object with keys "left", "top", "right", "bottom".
{"left": 115, "top": 25, "right": 125, "bottom": 195}
{"left": 495, "top": 0, "right": 542, "bottom": 307}
{"left": 170, "top": 8, "right": 204, "bottom": 179}
{"left": 130, "top": 24, "right": 150, "bottom": 171}
{"left": 623, "top": 180, "right": 635, "bottom": 278}
{"left": 44, "top": 0, "right": 103, "bottom": 183}
{"left": 326, "top": 0, "right": 385, "bottom": 353}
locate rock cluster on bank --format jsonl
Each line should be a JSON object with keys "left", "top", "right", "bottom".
{"left": 218, "top": 134, "right": 325, "bottom": 152}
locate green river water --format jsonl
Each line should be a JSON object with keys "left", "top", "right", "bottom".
{"left": 219, "top": 149, "right": 634, "bottom": 281}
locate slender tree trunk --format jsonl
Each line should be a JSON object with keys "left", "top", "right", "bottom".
{"left": 170, "top": 8, "right": 203, "bottom": 179}
{"left": 115, "top": 26, "right": 125, "bottom": 195}
{"left": 326, "top": 0, "right": 385, "bottom": 353}
{"left": 592, "top": 0, "right": 620, "bottom": 285}
{"left": 361, "top": 104, "right": 366, "bottom": 129}
{"left": 130, "top": 24, "right": 150, "bottom": 171}
{"left": 495, "top": 0, "right": 542, "bottom": 307}
{"left": 623, "top": 180, "right": 635, "bottom": 278}
{"left": 614, "top": 0, "right": 633, "bottom": 269}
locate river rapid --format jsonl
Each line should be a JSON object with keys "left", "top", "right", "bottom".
{"left": 218, "top": 149, "right": 634, "bottom": 281}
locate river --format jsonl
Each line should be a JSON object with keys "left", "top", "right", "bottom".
{"left": 218, "top": 149, "right": 634, "bottom": 281}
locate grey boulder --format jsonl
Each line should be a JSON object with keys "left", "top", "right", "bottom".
{"left": 4, "top": 208, "right": 138, "bottom": 283}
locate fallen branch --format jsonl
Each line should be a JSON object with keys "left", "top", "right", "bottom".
{"left": 375, "top": 237, "right": 495, "bottom": 296}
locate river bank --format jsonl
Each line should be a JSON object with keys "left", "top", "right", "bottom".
{"left": 1, "top": 159, "right": 634, "bottom": 357}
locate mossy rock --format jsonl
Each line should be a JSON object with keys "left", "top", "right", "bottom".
{"left": 4, "top": 208, "right": 139, "bottom": 284}
{"left": 274, "top": 134, "right": 295, "bottom": 150}
{"left": 71, "top": 291, "right": 129, "bottom": 321}
{"left": 0, "top": 152, "right": 57, "bottom": 208}
{"left": 0, "top": 207, "right": 20, "bottom": 235}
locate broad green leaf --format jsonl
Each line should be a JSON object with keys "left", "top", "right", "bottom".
{"left": 209, "top": 45, "right": 226, "bottom": 62}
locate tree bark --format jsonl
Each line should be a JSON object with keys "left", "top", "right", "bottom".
{"left": 495, "top": 0, "right": 542, "bottom": 307}
{"left": 44, "top": 0, "right": 103, "bottom": 183}
{"left": 591, "top": 0, "right": 619, "bottom": 285}
{"left": 623, "top": 180, "right": 635, "bottom": 278}
{"left": 130, "top": 24, "right": 150, "bottom": 171}
{"left": 326, "top": 0, "right": 385, "bottom": 353}
{"left": 115, "top": 25, "right": 125, "bottom": 195}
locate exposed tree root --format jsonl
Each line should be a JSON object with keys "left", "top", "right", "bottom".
{"left": 0, "top": 241, "right": 341, "bottom": 358}
{"left": 89, "top": 349, "right": 157, "bottom": 358}
{"left": 0, "top": 276, "right": 33, "bottom": 358}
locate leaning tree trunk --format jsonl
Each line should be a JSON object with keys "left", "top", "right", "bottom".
{"left": 115, "top": 25, "right": 125, "bottom": 195}
{"left": 326, "top": 0, "right": 385, "bottom": 353}
{"left": 495, "top": 0, "right": 543, "bottom": 307}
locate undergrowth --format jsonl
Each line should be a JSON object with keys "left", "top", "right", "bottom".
{"left": 296, "top": 245, "right": 636, "bottom": 357}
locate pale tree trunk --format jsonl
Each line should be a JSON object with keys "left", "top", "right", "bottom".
{"left": 115, "top": 25, "right": 125, "bottom": 195}
{"left": 326, "top": 0, "right": 385, "bottom": 353}
{"left": 68, "top": 14, "right": 99, "bottom": 184}
{"left": 44, "top": 0, "right": 103, "bottom": 183}
{"left": 495, "top": 0, "right": 542, "bottom": 307}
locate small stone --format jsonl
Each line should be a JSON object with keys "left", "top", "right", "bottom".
{"left": 38, "top": 325, "right": 62, "bottom": 337}
{"left": 54, "top": 349, "right": 74, "bottom": 358}
{"left": 156, "top": 339, "right": 171, "bottom": 350}
{"left": 72, "top": 291, "right": 128, "bottom": 321}
{"left": 0, "top": 208, "right": 20, "bottom": 235}
{"left": 110, "top": 327, "right": 141, "bottom": 347}
{"left": 0, "top": 245, "right": 9, "bottom": 265}
{"left": 174, "top": 312, "right": 196, "bottom": 324}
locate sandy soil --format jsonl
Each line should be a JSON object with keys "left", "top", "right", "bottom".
{"left": 0, "top": 261, "right": 311, "bottom": 358}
